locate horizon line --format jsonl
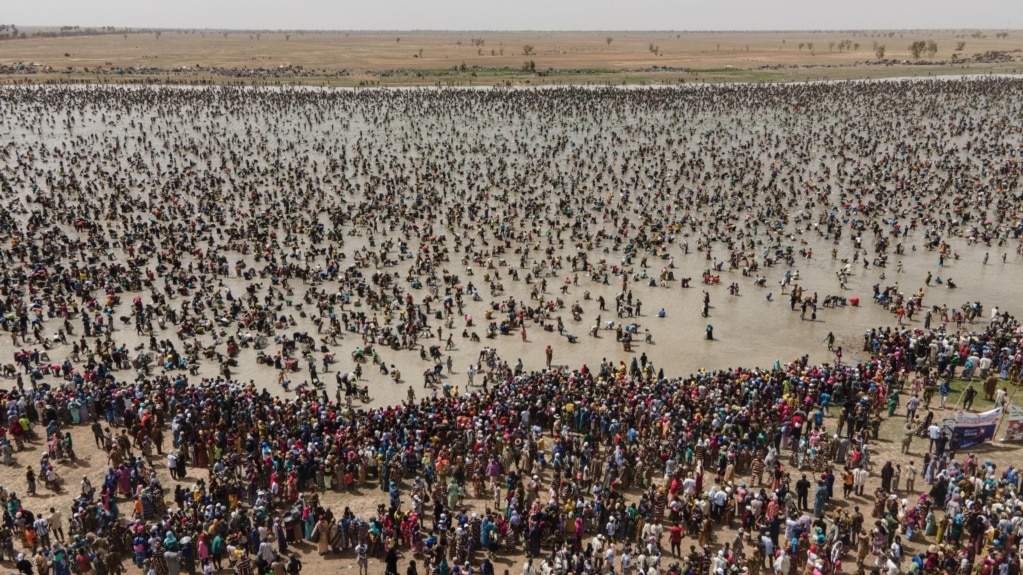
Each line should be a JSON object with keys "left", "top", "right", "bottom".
{"left": 9, "top": 26, "right": 1023, "bottom": 33}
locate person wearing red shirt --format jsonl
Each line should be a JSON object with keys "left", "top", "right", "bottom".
{"left": 75, "top": 549, "right": 94, "bottom": 575}
{"left": 669, "top": 523, "right": 684, "bottom": 558}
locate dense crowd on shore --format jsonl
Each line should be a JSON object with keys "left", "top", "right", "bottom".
{"left": 4, "top": 318, "right": 1023, "bottom": 575}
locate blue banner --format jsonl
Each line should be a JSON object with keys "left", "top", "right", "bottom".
{"left": 942, "top": 408, "right": 1002, "bottom": 449}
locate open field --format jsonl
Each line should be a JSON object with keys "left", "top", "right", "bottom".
{"left": 1, "top": 29, "right": 1022, "bottom": 85}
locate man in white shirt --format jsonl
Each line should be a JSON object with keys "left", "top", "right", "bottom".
{"left": 591, "top": 535, "right": 605, "bottom": 571}
{"left": 760, "top": 534, "right": 774, "bottom": 561}
{"left": 642, "top": 520, "right": 663, "bottom": 554}
{"left": 258, "top": 538, "right": 277, "bottom": 564}
{"left": 48, "top": 508, "right": 65, "bottom": 542}
{"left": 682, "top": 476, "right": 696, "bottom": 496}
{"left": 711, "top": 551, "right": 728, "bottom": 575}
{"left": 522, "top": 559, "right": 537, "bottom": 575}
{"left": 663, "top": 458, "right": 676, "bottom": 482}
{"left": 713, "top": 489, "right": 728, "bottom": 521}
{"left": 927, "top": 424, "right": 942, "bottom": 453}
{"left": 606, "top": 517, "right": 618, "bottom": 542}
{"left": 355, "top": 543, "right": 368, "bottom": 575}
{"left": 979, "top": 356, "right": 993, "bottom": 379}
{"left": 853, "top": 467, "right": 869, "bottom": 496}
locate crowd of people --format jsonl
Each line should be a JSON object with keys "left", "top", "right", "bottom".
{"left": 0, "top": 78, "right": 1021, "bottom": 575}
{"left": 3, "top": 316, "right": 1023, "bottom": 575}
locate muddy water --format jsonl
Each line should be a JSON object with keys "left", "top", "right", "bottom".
{"left": 0, "top": 81, "right": 1020, "bottom": 410}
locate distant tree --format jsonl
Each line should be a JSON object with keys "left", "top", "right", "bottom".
{"left": 419, "top": 48, "right": 424, "bottom": 58}
{"left": 522, "top": 44, "right": 534, "bottom": 56}
{"left": 829, "top": 41, "right": 835, "bottom": 52}
{"left": 285, "top": 34, "right": 290, "bottom": 41}
{"left": 606, "top": 37, "right": 612, "bottom": 46}
{"left": 854, "top": 42, "right": 860, "bottom": 50}
{"left": 956, "top": 41, "right": 966, "bottom": 51}
{"left": 806, "top": 42, "right": 814, "bottom": 53}
{"left": 798, "top": 42, "right": 805, "bottom": 51}
{"left": 155, "top": 31, "right": 161, "bottom": 40}
{"left": 396, "top": 37, "right": 400, "bottom": 43}
{"left": 926, "top": 40, "right": 937, "bottom": 57}
{"left": 875, "top": 44, "right": 886, "bottom": 59}
{"left": 522, "top": 60, "right": 535, "bottom": 72}
{"left": 909, "top": 40, "right": 926, "bottom": 59}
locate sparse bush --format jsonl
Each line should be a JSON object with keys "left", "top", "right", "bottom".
{"left": 909, "top": 40, "right": 926, "bottom": 59}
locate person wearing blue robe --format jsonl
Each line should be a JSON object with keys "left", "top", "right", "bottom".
{"left": 527, "top": 525, "right": 542, "bottom": 558}
{"left": 273, "top": 519, "right": 288, "bottom": 555}
{"left": 389, "top": 482, "right": 401, "bottom": 509}
{"left": 813, "top": 482, "right": 828, "bottom": 517}
{"left": 164, "top": 531, "right": 180, "bottom": 552}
